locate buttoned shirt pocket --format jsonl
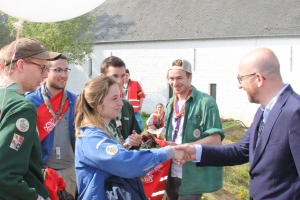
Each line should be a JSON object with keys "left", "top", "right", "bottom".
{"left": 185, "top": 116, "right": 204, "bottom": 142}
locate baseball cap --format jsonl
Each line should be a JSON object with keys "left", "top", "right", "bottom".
{"left": 169, "top": 59, "right": 192, "bottom": 73}
{"left": 4, "top": 38, "right": 61, "bottom": 66}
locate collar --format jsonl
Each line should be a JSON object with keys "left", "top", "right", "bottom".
{"left": 168, "top": 86, "right": 195, "bottom": 105}
{"left": 260, "top": 84, "right": 289, "bottom": 123}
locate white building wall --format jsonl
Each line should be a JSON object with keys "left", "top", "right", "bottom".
{"left": 67, "top": 38, "right": 300, "bottom": 126}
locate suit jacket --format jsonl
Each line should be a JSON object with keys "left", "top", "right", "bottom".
{"left": 197, "top": 85, "right": 300, "bottom": 199}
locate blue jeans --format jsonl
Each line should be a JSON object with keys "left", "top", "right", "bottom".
{"left": 135, "top": 112, "right": 144, "bottom": 132}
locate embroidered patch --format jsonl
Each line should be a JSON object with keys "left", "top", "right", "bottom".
{"left": 16, "top": 118, "right": 29, "bottom": 132}
{"left": 10, "top": 133, "right": 24, "bottom": 151}
{"left": 106, "top": 145, "right": 119, "bottom": 156}
{"left": 193, "top": 129, "right": 201, "bottom": 138}
{"left": 96, "top": 138, "right": 107, "bottom": 149}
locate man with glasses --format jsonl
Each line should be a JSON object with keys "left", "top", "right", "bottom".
{"left": 0, "top": 38, "right": 61, "bottom": 200}
{"left": 175, "top": 48, "right": 300, "bottom": 199}
{"left": 164, "top": 59, "right": 224, "bottom": 200}
{"left": 26, "top": 55, "right": 77, "bottom": 197}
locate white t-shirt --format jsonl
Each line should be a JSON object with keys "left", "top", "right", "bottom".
{"left": 171, "top": 100, "right": 185, "bottom": 178}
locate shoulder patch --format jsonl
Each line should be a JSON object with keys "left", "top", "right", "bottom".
{"left": 10, "top": 133, "right": 24, "bottom": 151}
{"left": 16, "top": 118, "right": 29, "bottom": 132}
{"left": 106, "top": 145, "right": 119, "bottom": 156}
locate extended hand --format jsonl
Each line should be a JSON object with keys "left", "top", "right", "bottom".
{"left": 128, "top": 131, "right": 142, "bottom": 146}
{"left": 174, "top": 144, "right": 197, "bottom": 164}
{"left": 171, "top": 147, "right": 186, "bottom": 160}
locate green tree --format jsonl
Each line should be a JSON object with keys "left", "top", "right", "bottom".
{"left": 0, "top": 13, "right": 13, "bottom": 47}
{"left": 1, "top": 12, "right": 96, "bottom": 65}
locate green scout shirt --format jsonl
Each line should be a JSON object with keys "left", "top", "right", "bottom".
{"left": 165, "top": 86, "right": 225, "bottom": 194}
{"left": 0, "top": 85, "right": 48, "bottom": 200}
{"left": 110, "top": 99, "right": 142, "bottom": 149}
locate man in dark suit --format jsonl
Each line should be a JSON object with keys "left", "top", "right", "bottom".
{"left": 175, "top": 47, "right": 300, "bottom": 199}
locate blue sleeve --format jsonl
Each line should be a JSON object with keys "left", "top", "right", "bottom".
{"left": 77, "top": 130, "right": 168, "bottom": 178}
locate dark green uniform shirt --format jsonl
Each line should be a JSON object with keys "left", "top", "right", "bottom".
{"left": 0, "top": 85, "right": 48, "bottom": 200}
{"left": 165, "top": 86, "right": 225, "bottom": 194}
{"left": 110, "top": 99, "right": 142, "bottom": 149}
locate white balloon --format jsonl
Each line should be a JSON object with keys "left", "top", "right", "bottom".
{"left": 0, "top": 0, "right": 105, "bottom": 22}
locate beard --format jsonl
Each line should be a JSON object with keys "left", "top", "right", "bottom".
{"left": 49, "top": 81, "right": 66, "bottom": 90}
{"left": 247, "top": 92, "right": 259, "bottom": 104}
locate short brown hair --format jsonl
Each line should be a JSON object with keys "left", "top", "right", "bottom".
{"left": 100, "top": 56, "right": 126, "bottom": 74}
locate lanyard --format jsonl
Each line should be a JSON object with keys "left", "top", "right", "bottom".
{"left": 172, "top": 87, "right": 192, "bottom": 142}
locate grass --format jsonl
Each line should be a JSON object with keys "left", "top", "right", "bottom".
{"left": 141, "top": 112, "right": 150, "bottom": 134}
{"left": 142, "top": 112, "right": 250, "bottom": 200}
{"left": 141, "top": 112, "right": 240, "bottom": 131}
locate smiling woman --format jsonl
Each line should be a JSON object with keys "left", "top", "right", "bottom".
{"left": 74, "top": 76, "right": 185, "bottom": 200}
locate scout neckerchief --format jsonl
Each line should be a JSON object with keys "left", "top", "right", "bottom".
{"left": 172, "top": 87, "right": 193, "bottom": 142}
{"left": 106, "top": 122, "right": 125, "bottom": 145}
{"left": 123, "top": 79, "right": 130, "bottom": 99}
{"left": 37, "top": 83, "right": 68, "bottom": 141}
{"left": 115, "top": 109, "right": 122, "bottom": 133}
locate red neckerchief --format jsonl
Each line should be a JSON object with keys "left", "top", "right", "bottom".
{"left": 173, "top": 87, "right": 193, "bottom": 121}
{"left": 37, "top": 87, "right": 68, "bottom": 142}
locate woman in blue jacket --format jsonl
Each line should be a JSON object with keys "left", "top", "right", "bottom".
{"left": 74, "top": 76, "right": 184, "bottom": 200}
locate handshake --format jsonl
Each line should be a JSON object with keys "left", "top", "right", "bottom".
{"left": 169, "top": 143, "right": 198, "bottom": 165}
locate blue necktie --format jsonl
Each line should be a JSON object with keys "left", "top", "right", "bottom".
{"left": 256, "top": 119, "right": 264, "bottom": 146}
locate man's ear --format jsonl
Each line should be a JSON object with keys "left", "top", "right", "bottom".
{"left": 16, "top": 59, "right": 25, "bottom": 72}
{"left": 188, "top": 74, "right": 193, "bottom": 82}
{"left": 256, "top": 73, "right": 265, "bottom": 87}
{"left": 99, "top": 73, "right": 105, "bottom": 77}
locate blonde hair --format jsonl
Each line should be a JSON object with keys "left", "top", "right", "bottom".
{"left": 74, "top": 76, "right": 117, "bottom": 137}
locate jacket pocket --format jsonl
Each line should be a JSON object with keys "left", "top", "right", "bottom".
{"left": 265, "top": 141, "right": 282, "bottom": 150}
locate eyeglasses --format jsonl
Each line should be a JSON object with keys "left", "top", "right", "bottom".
{"left": 237, "top": 72, "right": 257, "bottom": 84}
{"left": 48, "top": 67, "right": 71, "bottom": 75}
{"left": 25, "top": 61, "right": 48, "bottom": 74}
{"left": 237, "top": 72, "right": 266, "bottom": 84}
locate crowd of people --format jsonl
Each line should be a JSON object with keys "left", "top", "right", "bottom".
{"left": 0, "top": 37, "right": 299, "bottom": 200}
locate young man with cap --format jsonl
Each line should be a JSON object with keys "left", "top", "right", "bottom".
{"left": 0, "top": 38, "right": 61, "bottom": 200}
{"left": 100, "top": 56, "right": 142, "bottom": 149}
{"left": 26, "top": 55, "right": 77, "bottom": 197}
{"left": 124, "top": 68, "right": 146, "bottom": 131}
{"left": 164, "top": 59, "right": 224, "bottom": 200}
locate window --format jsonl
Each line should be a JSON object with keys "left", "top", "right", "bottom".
{"left": 210, "top": 84, "right": 216, "bottom": 100}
